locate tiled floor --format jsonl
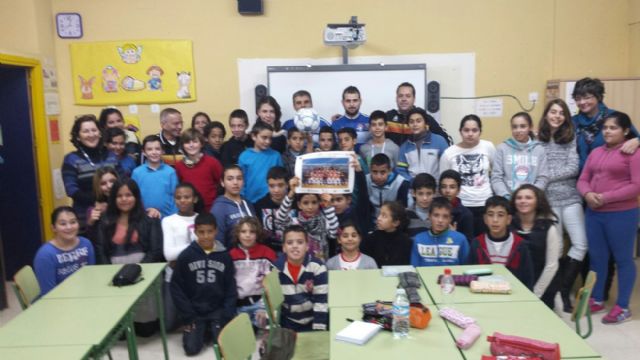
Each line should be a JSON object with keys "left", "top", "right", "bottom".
{"left": 2, "top": 261, "right": 640, "bottom": 359}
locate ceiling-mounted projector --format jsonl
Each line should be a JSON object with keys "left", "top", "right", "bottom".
{"left": 324, "top": 21, "right": 366, "bottom": 49}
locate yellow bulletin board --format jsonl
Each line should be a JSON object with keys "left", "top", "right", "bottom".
{"left": 70, "top": 40, "right": 196, "bottom": 105}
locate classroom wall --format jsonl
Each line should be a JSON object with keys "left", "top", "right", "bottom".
{"left": 0, "top": 0, "right": 67, "bottom": 209}
{"left": 630, "top": 0, "right": 640, "bottom": 75}
{"left": 48, "top": 0, "right": 631, "bottom": 152}
{"left": 1, "top": 0, "right": 635, "bottom": 209}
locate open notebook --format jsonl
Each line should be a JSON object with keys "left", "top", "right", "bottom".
{"left": 335, "top": 320, "right": 383, "bottom": 345}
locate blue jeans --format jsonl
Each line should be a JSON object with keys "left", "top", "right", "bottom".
{"left": 586, "top": 208, "right": 638, "bottom": 308}
{"left": 237, "top": 299, "right": 267, "bottom": 328}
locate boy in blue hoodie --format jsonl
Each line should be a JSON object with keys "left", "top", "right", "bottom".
{"left": 411, "top": 197, "right": 469, "bottom": 267}
{"left": 366, "top": 153, "right": 409, "bottom": 225}
{"left": 210, "top": 165, "right": 256, "bottom": 248}
{"left": 239, "top": 122, "right": 284, "bottom": 203}
{"left": 170, "top": 213, "right": 236, "bottom": 356}
{"left": 397, "top": 107, "right": 448, "bottom": 181}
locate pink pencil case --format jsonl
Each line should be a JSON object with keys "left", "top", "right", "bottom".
{"left": 456, "top": 323, "right": 482, "bottom": 349}
{"left": 438, "top": 307, "right": 476, "bottom": 328}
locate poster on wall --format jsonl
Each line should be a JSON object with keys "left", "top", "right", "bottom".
{"left": 294, "top": 151, "right": 355, "bottom": 194}
{"left": 70, "top": 40, "right": 196, "bottom": 105}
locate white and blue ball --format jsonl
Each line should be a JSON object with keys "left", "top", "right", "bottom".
{"left": 294, "top": 108, "right": 320, "bottom": 133}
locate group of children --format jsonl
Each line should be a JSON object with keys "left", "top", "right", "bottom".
{"left": 45, "top": 79, "right": 640, "bottom": 355}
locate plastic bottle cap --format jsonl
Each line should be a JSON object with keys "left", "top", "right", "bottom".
{"left": 444, "top": 268, "right": 452, "bottom": 275}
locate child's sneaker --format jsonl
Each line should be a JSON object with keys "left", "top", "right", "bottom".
{"left": 602, "top": 305, "right": 631, "bottom": 325}
{"left": 589, "top": 298, "right": 606, "bottom": 314}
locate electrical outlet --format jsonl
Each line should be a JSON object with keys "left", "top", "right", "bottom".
{"left": 529, "top": 92, "right": 539, "bottom": 102}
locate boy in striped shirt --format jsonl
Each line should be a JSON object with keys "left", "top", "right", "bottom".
{"left": 469, "top": 196, "right": 534, "bottom": 289}
{"left": 274, "top": 225, "right": 328, "bottom": 331}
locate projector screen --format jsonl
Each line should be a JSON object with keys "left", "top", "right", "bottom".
{"left": 267, "top": 64, "right": 426, "bottom": 121}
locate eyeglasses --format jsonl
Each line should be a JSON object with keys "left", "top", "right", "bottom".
{"left": 573, "top": 95, "right": 596, "bottom": 103}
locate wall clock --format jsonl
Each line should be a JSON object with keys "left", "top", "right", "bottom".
{"left": 56, "top": 13, "right": 83, "bottom": 39}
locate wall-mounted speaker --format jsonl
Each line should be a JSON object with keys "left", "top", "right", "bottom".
{"left": 427, "top": 80, "right": 441, "bottom": 123}
{"left": 255, "top": 84, "right": 268, "bottom": 113}
{"left": 238, "top": 0, "right": 263, "bottom": 15}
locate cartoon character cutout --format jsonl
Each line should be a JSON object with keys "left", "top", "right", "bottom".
{"left": 102, "top": 66, "right": 119, "bottom": 93}
{"left": 176, "top": 71, "right": 191, "bottom": 99}
{"left": 120, "top": 76, "right": 146, "bottom": 91}
{"left": 117, "top": 43, "right": 143, "bottom": 64}
{"left": 78, "top": 75, "right": 95, "bottom": 99}
{"left": 146, "top": 65, "right": 164, "bottom": 91}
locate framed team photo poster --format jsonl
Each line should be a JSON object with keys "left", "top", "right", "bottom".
{"left": 294, "top": 151, "right": 355, "bottom": 194}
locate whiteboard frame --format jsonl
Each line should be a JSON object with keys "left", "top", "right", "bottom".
{"left": 238, "top": 53, "right": 476, "bottom": 143}
{"left": 267, "top": 63, "right": 426, "bottom": 121}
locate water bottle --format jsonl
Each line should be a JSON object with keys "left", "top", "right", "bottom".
{"left": 441, "top": 268, "right": 455, "bottom": 304}
{"left": 392, "top": 288, "right": 410, "bottom": 339}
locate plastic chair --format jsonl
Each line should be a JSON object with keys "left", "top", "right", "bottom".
{"left": 12, "top": 265, "right": 40, "bottom": 309}
{"left": 262, "top": 270, "right": 329, "bottom": 360}
{"left": 571, "top": 270, "right": 597, "bottom": 339}
{"left": 214, "top": 313, "right": 256, "bottom": 360}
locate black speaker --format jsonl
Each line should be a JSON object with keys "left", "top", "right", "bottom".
{"left": 427, "top": 81, "right": 440, "bottom": 113}
{"left": 255, "top": 84, "right": 268, "bottom": 112}
{"left": 238, "top": 0, "right": 263, "bottom": 15}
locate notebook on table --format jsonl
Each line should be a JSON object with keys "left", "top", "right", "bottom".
{"left": 335, "top": 320, "right": 383, "bottom": 345}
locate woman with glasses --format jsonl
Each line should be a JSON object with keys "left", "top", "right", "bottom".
{"left": 571, "top": 77, "right": 639, "bottom": 171}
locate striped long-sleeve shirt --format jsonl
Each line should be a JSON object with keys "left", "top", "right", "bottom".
{"left": 274, "top": 195, "right": 339, "bottom": 261}
{"left": 274, "top": 254, "right": 328, "bottom": 331}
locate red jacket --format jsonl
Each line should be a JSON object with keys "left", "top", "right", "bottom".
{"left": 175, "top": 155, "right": 223, "bottom": 212}
{"left": 229, "top": 244, "right": 276, "bottom": 299}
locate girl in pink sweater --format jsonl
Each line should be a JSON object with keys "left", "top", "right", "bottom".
{"left": 577, "top": 112, "right": 640, "bottom": 324}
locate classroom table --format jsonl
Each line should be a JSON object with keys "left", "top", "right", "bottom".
{"left": 328, "top": 269, "right": 432, "bottom": 308}
{"left": 445, "top": 301, "right": 601, "bottom": 359}
{"left": 417, "top": 264, "right": 539, "bottom": 304}
{"left": 325, "top": 265, "right": 601, "bottom": 359}
{"left": 1, "top": 263, "right": 168, "bottom": 360}
{"left": 329, "top": 306, "right": 464, "bottom": 360}
{"left": 0, "top": 297, "right": 136, "bottom": 358}
{"left": 0, "top": 345, "right": 91, "bottom": 360}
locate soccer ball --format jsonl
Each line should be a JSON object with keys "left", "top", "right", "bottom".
{"left": 294, "top": 108, "right": 320, "bottom": 133}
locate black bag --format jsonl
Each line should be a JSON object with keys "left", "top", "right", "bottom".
{"left": 112, "top": 264, "right": 143, "bottom": 287}
{"left": 261, "top": 327, "right": 297, "bottom": 360}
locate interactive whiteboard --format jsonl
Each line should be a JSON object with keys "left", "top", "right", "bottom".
{"left": 267, "top": 64, "right": 426, "bottom": 121}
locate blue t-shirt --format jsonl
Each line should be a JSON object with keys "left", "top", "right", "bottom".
{"left": 239, "top": 148, "right": 284, "bottom": 203}
{"left": 132, "top": 162, "right": 178, "bottom": 217}
{"left": 331, "top": 113, "right": 370, "bottom": 150}
{"left": 33, "top": 237, "right": 96, "bottom": 296}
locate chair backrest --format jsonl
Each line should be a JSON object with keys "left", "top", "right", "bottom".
{"left": 217, "top": 313, "right": 256, "bottom": 360}
{"left": 572, "top": 270, "right": 596, "bottom": 338}
{"left": 13, "top": 265, "right": 40, "bottom": 309}
{"left": 262, "top": 269, "right": 285, "bottom": 326}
